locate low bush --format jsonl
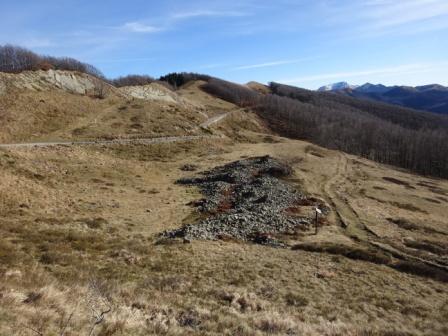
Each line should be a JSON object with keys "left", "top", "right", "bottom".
{"left": 159, "top": 72, "right": 211, "bottom": 89}
{"left": 110, "top": 74, "right": 155, "bottom": 87}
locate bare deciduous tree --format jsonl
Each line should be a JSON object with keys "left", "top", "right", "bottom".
{"left": 203, "top": 79, "right": 448, "bottom": 178}
{"left": 0, "top": 44, "right": 104, "bottom": 78}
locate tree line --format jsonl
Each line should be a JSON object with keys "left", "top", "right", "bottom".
{"left": 0, "top": 44, "right": 104, "bottom": 78}
{"left": 159, "top": 72, "right": 211, "bottom": 89}
{"left": 0, "top": 45, "right": 212, "bottom": 90}
{"left": 202, "top": 79, "right": 448, "bottom": 178}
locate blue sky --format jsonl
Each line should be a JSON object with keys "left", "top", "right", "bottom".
{"left": 1, "top": 0, "right": 448, "bottom": 89}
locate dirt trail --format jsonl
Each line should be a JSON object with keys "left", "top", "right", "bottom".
{"left": 0, "top": 135, "right": 222, "bottom": 149}
{"left": 200, "top": 111, "right": 231, "bottom": 128}
{"left": 0, "top": 112, "right": 230, "bottom": 149}
{"left": 322, "top": 152, "right": 377, "bottom": 239}
{"left": 320, "top": 152, "right": 448, "bottom": 272}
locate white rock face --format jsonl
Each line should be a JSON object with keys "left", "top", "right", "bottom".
{"left": 119, "top": 83, "right": 178, "bottom": 103}
{"left": 119, "top": 82, "right": 198, "bottom": 107}
{"left": 0, "top": 69, "right": 100, "bottom": 95}
{"left": 0, "top": 70, "right": 198, "bottom": 107}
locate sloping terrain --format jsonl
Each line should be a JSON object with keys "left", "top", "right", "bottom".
{"left": 1, "top": 136, "right": 447, "bottom": 335}
{"left": 118, "top": 82, "right": 199, "bottom": 107}
{"left": 0, "top": 71, "right": 447, "bottom": 335}
{"left": 0, "top": 69, "right": 103, "bottom": 95}
{"left": 0, "top": 72, "right": 232, "bottom": 143}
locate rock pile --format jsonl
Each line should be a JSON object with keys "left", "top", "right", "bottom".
{"left": 162, "top": 156, "right": 316, "bottom": 246}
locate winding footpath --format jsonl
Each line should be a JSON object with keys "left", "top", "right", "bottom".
{"left": 0, "top": 112, "right": 231, "bottom": 149}
{"left": 0, "top": 135, "right": 222, "bottom": 149}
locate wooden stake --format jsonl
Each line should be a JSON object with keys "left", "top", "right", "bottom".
{"left": 315, "top": 207, "right": 322, "bottom": 235}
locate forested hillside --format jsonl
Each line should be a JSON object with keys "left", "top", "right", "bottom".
{"left": 202, "top": 79, "right": 448, "bottom": 178}
{"left": 325, "top": 83, "right": 448, "bottom": 115}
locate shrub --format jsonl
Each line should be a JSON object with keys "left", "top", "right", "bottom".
{"left": 110, "top": 74, "right": 155, "bottom": 87}
{"left": 159, "top": 72, "right": 211, "bottom": 89}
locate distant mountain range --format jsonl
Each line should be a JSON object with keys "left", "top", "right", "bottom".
{"left": 317, "top": 82, "right": 448, "bottom": 115}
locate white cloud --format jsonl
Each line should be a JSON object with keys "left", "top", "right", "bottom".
{"left": 171, "top": 10, "right": 246, "bottom": 20}
{"left": 85, "top": 57, "right": 155, "bottom": 63}
{"left": 121, "top": 22, "right": 160, "bottom": 33}
{"left": 321, "top": 0, "right": 448, "bottom": 38}
{"left": 118, "top": 9, "right": 246, "bottom": 35}
{"left": 366, "top": 0, "right": 448, "bottom": 28}
{"left": 233, "top": 58, "right": 315, "bottom": 70}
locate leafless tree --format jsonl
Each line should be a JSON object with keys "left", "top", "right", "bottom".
{"left": 0, "top": 44, "right": 104, "bottom": 78}
{"left": 203, "top": 79, "right": 448, "bottom": 178}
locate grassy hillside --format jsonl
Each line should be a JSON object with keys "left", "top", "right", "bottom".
{"left": 203, "top": 79, "right": 448, "bottom": 178}
{"left": 1, "top": 136, "right": 447, "bottom": 335}
{"left": 0, "top": 70, "right": 447, "bottom": 335}
{"left": 0, "top": 72, "right": 231, "bottom": 143}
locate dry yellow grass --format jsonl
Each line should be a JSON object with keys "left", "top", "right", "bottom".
{"left": 1, "top": 136, "right": 447, "bottom": 335}
{"left": 0, "top": 83, "right": 219, "bottom": 143}
{"left": 0, "top": 76, "right": 447, "bottom": 335}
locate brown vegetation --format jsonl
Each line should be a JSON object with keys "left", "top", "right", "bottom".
{"left": 202, "top": 79, "right": 448, "bottom": 178}
{"left": 0, "top": 72, "right": 448, "bottom": 335}
{"left": 0, "top": 44, "right": 104, "bottom": 78}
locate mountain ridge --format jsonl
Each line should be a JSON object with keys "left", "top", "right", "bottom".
{"left": 317, "top": 82, "right": 448, "bottom": 114}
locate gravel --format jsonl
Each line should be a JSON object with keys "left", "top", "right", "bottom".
{"left": 161, "top": 156, "right": 316, "bottom": 246}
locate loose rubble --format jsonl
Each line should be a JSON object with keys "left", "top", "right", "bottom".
{"left": 162, "top": 156, "right": 323, "bottom": 246}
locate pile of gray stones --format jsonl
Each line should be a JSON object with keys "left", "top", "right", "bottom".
{"left": 161, "top": 156, "right": 316, "bottom": 246}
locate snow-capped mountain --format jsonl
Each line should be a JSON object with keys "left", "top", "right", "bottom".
{"left": 318, "top": 82, "right": 359, "bottom": 91}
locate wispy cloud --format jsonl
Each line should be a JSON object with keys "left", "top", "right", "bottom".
{"left": 366, "top": 0, "right": 448, "bottom": 28}
{"left": 331, "top": 0, "right": 448, "bottom": 37}
{"left": 85, "top": 57, "right": 156, "bottom": 64}
{"left": 171, "top": 10, "right": 247, "bottom": 20}
{"left": 118, "top": 8, "right": 246, "bottom": 35}
{"left": 233, "top": 58, "right": 315, "bottom": 70}
{"left": 279, "top": 62, "right": 448, "bottom": 84}
{"left": 121, "top": 22, "right": 160, "bottom": 33}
